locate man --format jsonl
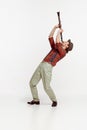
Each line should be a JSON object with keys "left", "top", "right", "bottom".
{"left": 27, "top": 24, "right": 73, "bottom": 107}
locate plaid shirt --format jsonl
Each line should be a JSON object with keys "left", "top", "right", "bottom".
{"left": 43, "top": 37, "right": 66, "bottom": 66}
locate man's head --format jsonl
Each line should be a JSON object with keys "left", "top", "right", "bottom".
{"left": 62, "top": 39, "right": 73, "bottom": 53}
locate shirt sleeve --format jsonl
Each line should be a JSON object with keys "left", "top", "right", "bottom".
{"left": 55, "top": 43, "right": 66, "bottom": 58}
{"left": 48, "top": 37, "right": 56, "bottom": 49}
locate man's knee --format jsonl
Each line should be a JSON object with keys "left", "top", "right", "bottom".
{"left": 29, "top": 79, "right": 33, "bottom": 87}
{"left": 44, "top": 85, "right": 51, "bottom": 91}
{"left": 29, "top": 79, "right": 36, "bottom": 88}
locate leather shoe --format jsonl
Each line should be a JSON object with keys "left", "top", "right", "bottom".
{"left": 27, "top": 100, "right": 40, "bottom": 105}
{"left": 52, "top": 101, "right": 57, "bottom": 107}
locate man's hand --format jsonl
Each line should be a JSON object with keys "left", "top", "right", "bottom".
{"left": 54, "top": 24, "right": 62, "bottom": 29}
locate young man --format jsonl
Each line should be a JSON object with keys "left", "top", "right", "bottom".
{"left": 27, "top": 24, "right": 73, "bottom": 107}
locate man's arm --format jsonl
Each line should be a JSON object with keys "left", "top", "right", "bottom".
{"left": 48, "top": 25, "right": 59, "bottom": 38}
{"left": 55, "top": 29, "right": 66, "bottom": 57}
{"left": 56, "top": 28, "right": 63, "bottom": 43}
{"left": 48, "top": 25, "right": 59, "bottom": 49}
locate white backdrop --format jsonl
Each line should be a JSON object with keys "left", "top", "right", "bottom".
{"left": 0, "top": 0, "right": 87, "bottom": 98}
{"left": 0, "top": 1, "right": 87, "bottom": 130}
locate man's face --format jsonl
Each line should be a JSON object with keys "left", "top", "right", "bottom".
{"left": 62, "top": 41, "right": 69, "bottom": 49}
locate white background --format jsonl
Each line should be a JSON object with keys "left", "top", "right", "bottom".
{"left": 0, "top": 0, "right": 87, "bottom": 130}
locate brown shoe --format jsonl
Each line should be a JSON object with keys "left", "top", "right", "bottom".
{"left": 27, "top": 100, "right": 40, "bottom": 105}
{"left": 52, "top": 101, "right": 57, "bottom": 107}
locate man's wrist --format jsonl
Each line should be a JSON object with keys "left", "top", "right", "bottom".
{"left": 54, "top": 25, "right": 60, "bottom": 29}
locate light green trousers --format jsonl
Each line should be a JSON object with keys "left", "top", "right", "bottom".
{"left": 29, "top": 61, "right": 57, "bottom": 102}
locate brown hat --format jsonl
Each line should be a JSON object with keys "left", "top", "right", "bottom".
{"left": 66, "top": 39, "right": 73, "bottom": 53}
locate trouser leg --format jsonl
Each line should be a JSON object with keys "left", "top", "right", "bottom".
{"left": 41, "top": 62, "right": 57, "bottom": 102}
{"left": 29, "top": 64, "right": 41, "bottom": 101}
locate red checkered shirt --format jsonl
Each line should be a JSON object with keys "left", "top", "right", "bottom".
{"left": 43, "top": 37, "right": 66, "bottom": 66}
